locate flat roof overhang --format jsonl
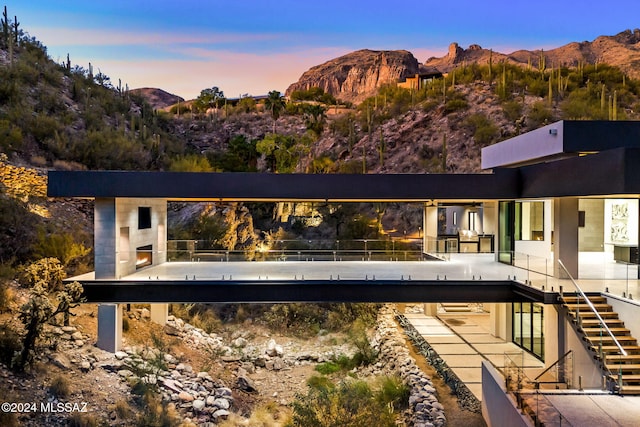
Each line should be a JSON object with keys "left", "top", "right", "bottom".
{"left": 482, "top": 120, "right": 640, "bottom": 169}
{"left": 520, "top": 147, "right": 640, "bottom": 198}
{"left": 77, "top": 279, "right": 556, "bottom": 304}
{"left": 47, "top": 169, "right": 519, "bottom": 202}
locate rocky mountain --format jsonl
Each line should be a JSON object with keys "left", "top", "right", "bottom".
{"left": 288, "top": 30, "right": 640, "bottom": 106}
{"left": 427, "top": 29, "right": 640, "bottom": 78}
{"left": 129, "top": 87, "right": 184, "bottom": 110}
{"left": 286, "top": 49, "right": 422, "bottom": 104}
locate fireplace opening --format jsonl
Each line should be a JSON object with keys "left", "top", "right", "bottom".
{"left": 136, "top": 244, "right": 153, "bottom": 269}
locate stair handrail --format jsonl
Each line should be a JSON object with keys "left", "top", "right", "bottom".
{"left": 558, "top": 260, "right": 628, "bottom": 357}
{"left": 533, "top": 350, "right": 573, "bottom": 384}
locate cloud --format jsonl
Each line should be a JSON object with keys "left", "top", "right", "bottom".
{"left": 29, "top": 26, "right": 280, "bottom": 47}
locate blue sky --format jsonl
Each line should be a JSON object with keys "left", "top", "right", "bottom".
{"left": 7, "top": 1, "right": 640, "bottom": 99}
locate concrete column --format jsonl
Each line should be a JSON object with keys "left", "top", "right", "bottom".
{"left": 553, "top": 197, "right": 579, "bottom": 278}
{"left": 94, "top": 198, "right": 117, "bottom": 279}
{"left": 489, "top": 303, "right": 512, "bottom": 340}
{"left": 150, "top": 303, "right": 168, "bottom": 325}
{"left": 97, "top": 304, "right": 122, "bottom": 352}
{"left": 423, "top": 204, "right": 438, "bottom": 253}
{"left": 423, "top": 303, "right": 438, "bottom": 316}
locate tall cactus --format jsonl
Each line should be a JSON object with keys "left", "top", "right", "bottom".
{"left": 441, "top": 134, "right": 447, "bottom": 173}
{"left": 2, "top": 6, "right": 8, "bottom": 47}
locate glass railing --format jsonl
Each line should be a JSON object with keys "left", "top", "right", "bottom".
{"left": 165, "top": 239, "right": 425, "bottom": 262}
{"left": 504, "top": 352, "right": 573, "bottom": 427}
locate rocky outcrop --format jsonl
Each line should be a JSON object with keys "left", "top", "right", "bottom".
{"left": 286, "top": 49, "right": 421, "bottom": 104}
{"left": 426, "top": 29, "right": 640, "bottom": 79}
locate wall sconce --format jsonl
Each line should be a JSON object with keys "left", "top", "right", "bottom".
{"left": 549, "top": 129, "right": 558, "bottom": 136}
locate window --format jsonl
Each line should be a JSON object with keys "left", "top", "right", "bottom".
{"left": 513, "top": 302, "right": 544, "bottom": 360}
{"left": 515, "top": 201, "right": 544, "bottom": 241}
{"left": 138, "top": 207, "right": 151, "bottom": 229}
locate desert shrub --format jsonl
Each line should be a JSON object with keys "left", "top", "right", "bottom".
{"left": 463, "top": 113, "right": 499, "bottom": 146}
{"left": 527, "top": 101, "right": 555, "bottom": 128}
{"left": 376, "top": 376, "right": 410, "bottom": 410}
{"left": 288, "top": 378, "right": 397, "bottom": 427}
{"left": 315, "top": 354, "right": 356, "bottom": 375}
{"left": 33, "top": 231, "right": 91, "bottom": 270}
{"left": 0, "top": 119, "right": 23, "bottom": 152}
{"left": 170, "top": 304, "right": 222, "bottom": 334}
{"left": 443, "top": 97, "right": 469, "bottom": 114}
{"left": 49, "top": 374, "right": 71, "bottom": 398}
{"left": 348, "top": 319, "right": 378, "bottom": 366}
{"left": 169, "top": 154, "right": 214, "bottom": 172}
{"left": 502, "top": 100, "right": 524, "bottom": 122}
{"left": 0, "top": 193, "right": 40, "bottom": 264}
{"left": 135, "top": 394, "right": 181, "bottom": 427}
{"left": 18, "top": 257, "right": 66, "bottom": 291}
{"left": 114, "top": 399, "right": 133, "bottom": 420}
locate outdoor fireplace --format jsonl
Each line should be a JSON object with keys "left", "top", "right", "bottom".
{"left": 136, "top": 244, "right": 153, "bottom": 269}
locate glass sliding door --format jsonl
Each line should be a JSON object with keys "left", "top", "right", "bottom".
{"left": 499, "top": 201, "right": 515, "bottom": 264}
{"left": 512, "top": 302, "right": 545, "bottom": 361}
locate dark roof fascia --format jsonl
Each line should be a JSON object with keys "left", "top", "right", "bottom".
{"left": 47, "top": 169, "right": 519, "bottom": 201}
{"left": 519, "top": 147, "right": 640, "bottom": 198}
{"left": 563, "top": 120, "right": 640, "bottom": 152}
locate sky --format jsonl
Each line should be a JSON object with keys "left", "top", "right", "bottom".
{"left": 6, "top": 1, "right": 640, "bottom": 100}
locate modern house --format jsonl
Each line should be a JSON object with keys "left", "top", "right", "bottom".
{"left": 48, "top": 120, "right": 640, "bottom": 424}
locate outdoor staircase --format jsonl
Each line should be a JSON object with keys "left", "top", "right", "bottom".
{"left": 562, "top": 295, "right": 640, "bottom": 395}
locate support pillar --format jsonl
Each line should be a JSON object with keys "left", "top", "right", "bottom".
{"left": 423, "top": 204, "right": 439, "bottom": 253}
{"left": 150, "top": 303, "right": 168, "bottom": 325}
{"left": 489, "top": 303, "right": 512, "bottom": 340}
{"left": 97, "top": 304, "right": 122, "bottom": 353}
{"left": 423, "top": 303, "right": 438, "bottom": 316}
{"left": 553, "top": 197, "right": 579, "bottom": 278}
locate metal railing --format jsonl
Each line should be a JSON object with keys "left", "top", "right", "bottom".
{"left": 558, "top": 259, "right": 627, "bottom": 393}
{"left": 504, "top": 352, "right": 572, "bottom": 427}
{"left": 533, "top": 350, "right": 573, "bottom": 390}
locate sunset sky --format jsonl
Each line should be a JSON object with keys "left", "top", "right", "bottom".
{"left": 7, "top": 1, "right": 640, "bottom": 100}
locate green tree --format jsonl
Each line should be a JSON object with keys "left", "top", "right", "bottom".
{"left": 193, "top": 86, "right": 225, "bottom": 114}
{"left": 264, "top": 90, "right": 286, "bottom": 133}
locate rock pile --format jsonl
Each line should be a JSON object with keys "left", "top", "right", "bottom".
{"left": 396, "top": 311, "right": 481, "bottom": 413}
{"left": 367, "top": 305, "right": 446, "bottom": 427}
{"left": 109, "top": 346, "right": 233, "bottom": 425}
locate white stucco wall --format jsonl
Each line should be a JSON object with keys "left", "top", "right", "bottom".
{"left": 514, "top": 200, "right": 553, "bottom": 261}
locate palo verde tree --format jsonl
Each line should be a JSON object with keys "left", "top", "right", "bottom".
{"left": 193, "top": 86, "right": 226, "bottom": 115}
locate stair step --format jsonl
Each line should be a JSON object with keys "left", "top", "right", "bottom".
{"left": 606, "top": 355, "right": 640, "bottom": 362}
{"left": 619, "top": 386, "right": 640, "bottom": 395}
{"left": 597, "top": 345, "right": 640, "bottom": 354}
{"left": 585, "top": 335, "right": 637, "bottom": 344}
{"left": 609, "top": 374, "right": 640, "bottom": 381}
{"left": 573, "top": 311, "right": 620, "bottom": 319}
{"left": 606, "top": 364, "right": 640, "bottom": 371}
{"left": 583, "top": 327, "right": 631, "bottom": 336}
{"left": 565, "top": 303, "right": 612, "bottom": 312}
{"left": 563, "top": 296, "right": 607, "bottom": 304}
{"left": 580, "top": 319, "right": 625, "bottom": 327}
